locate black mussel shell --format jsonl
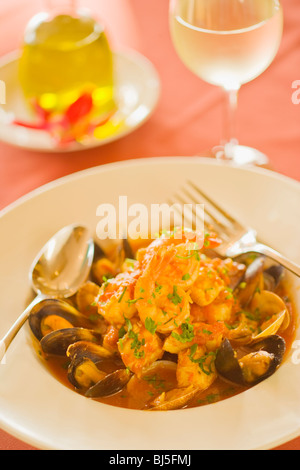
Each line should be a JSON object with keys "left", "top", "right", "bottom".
{"left": 93, "top": 242, "right": 106, "bottom": 262}
{"left": 122, "top": 238, "right": 135, "bottom": 260}
{"left": 29, "top": 299, "right": 90, "bottom": 341}
{"left": 85, "top": 369, "right": 132, "bottom": 398}
{"left": 215, "top": 335, "right": 286, "bottom": 386}
{"left": 215, "top": 338, "right": 245, "bottom": 385}
{"left": 263, "top": 265, "right": 285, "bottom": 291}
{"left": 67, "top": 356, "right": 104, "bottom": 389}
{"left": 40, "top": 327, "right": 103, "bottom": 356}
{"left": 67, "top": 340, "right": 122, "bottom": 389}
{"left": 234, "top": 257, "right": 265, "bottom": 307}
{"left": 115, "top": 238, "right": 135, "bottom": 268}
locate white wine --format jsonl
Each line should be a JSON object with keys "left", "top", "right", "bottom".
{"left": 170, "top": 0, "right": 283, "bottom": 90}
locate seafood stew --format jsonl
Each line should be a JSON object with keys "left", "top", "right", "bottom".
{"left": 29, "top": 227, "right": 297, "bottom": 411}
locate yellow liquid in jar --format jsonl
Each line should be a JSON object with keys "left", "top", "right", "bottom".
{"left": 19, "top": 13, "right": 115, "bottom": 115}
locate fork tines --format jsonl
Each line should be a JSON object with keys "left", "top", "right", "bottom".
{"left": 168, "top": 180, "right": 244, "bottom": 242}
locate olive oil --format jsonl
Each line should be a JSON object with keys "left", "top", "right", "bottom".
{"left": 19, "top": 12, "right": 115, "bottom": 117}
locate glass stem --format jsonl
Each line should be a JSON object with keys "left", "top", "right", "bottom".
{"left": 222, "top": 87, "right": 240, "bottom": 159}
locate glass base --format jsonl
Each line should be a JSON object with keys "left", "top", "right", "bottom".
{"left": 212, "top": 142, "right": 269, "bottom": 167}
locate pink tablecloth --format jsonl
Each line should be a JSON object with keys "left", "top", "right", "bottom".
{"left": 0, "top": 0, "right": 299, "bottom": 450}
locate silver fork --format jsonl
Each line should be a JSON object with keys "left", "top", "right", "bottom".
{"left": 169, "top": 180, "right": 300, "bottom": 277}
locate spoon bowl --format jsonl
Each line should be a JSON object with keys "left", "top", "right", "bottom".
{"left": 0, "top": 224, "right": 94, "bottom": 362}
{"left": 31, "top": 224, "right": 94, "bottom": 298}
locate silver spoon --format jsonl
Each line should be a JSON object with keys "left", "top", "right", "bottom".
{"left": 0, "top": 224, "right": 94, "bottom": 362}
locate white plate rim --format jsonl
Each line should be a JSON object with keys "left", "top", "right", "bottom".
{"left": 1, "top": 156, "right": 299, "bottom": 218}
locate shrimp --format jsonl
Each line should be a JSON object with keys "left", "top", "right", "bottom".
{"left": 176, "top": 344, "right": 218, "bottom": 390}
{"left": 163, "top": 320, "right": 226, "bottom": 354}
{"left": 136, "top": 228, "right": 223, "bottom": 292}
{"left": 190, "top": 265, "right": 225, "bottom": 306}
{"left": 136, "top": 227, "right": 221, "bottom": 270}
{"left": 200, "top": 288, "right": 236, "bottom": 324}
{"left": 134, "top": 246, "right": 191, "bottom": 334}
{"left": 118, "top": 319, "right": 164, "bottom": 377}
{"left": 76, "top": 281, "right": 100, "bottom": 316}
{"left": 210, "top": 257, "right": 246, "bottom": 288}
{"left": 97, "top": 270, "right": 139, "bottom": 327}
{"left": 190, "top": 302, "right": 206, "bottom": 323}
{"left": 121, "top": 258, "right": 140, "bottom": 274}
{"left": 102, "top": 325, "right": 120, "bottom": 353}
{"left": 92, "top": 257, "right": 118, "bottom": 285}
{"left": 155, "top": 243, "right": 201, "bottom": 290}
{"left": 147, "top": 227, "right": 222, "bottom": 251}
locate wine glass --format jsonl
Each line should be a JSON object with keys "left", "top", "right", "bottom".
{"left": 169, "top": 0, "right": 283, "bottom": 165}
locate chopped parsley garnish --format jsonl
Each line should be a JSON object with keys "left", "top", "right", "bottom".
{"left": 176, "top": 247, "right": 200, "bottom": 261}
{"left": 143, "top": 374, "right": 166, "bottom": 390}
{"left": 118, "top": 286, "right": 127, "bottom": 303}
{"left": 245, "top": 308, "right": 261, "bottom": 322}
{"left": 118, "top": 325, "right": 126, "bottom": 338}
{"left": 188, "top": 346, "right": 217, "bottom": 376}
{"left": 145, "top": 317, "right": 158, "bottom": 335}
{"left": 171, "top": 320, "right": 194, "bottom": 343}
{"left": 126, "top": 297, "right": 143, "bottom": 305}
{"left": 167, "top": 285, "right": 183, "bottom": 305}
{"left": 124, "top": 316, "right": 133, "bottom": 332}
{"left": 204, "top": 232, "right": 211, "bottom": 248}
{"left": 128, "top": 329, "right": 145, "bottom": 359}
{"left": 182, "top": 273, "right": 191, "bottom": 281}
{"left": 124, "top": 258, "right": 136, "bottom": 268}
{"left": 102, "top": 275, "right": 113, "bottom": 289}
{"left": 202, "top": 328, "right": 212, "bottom": 335}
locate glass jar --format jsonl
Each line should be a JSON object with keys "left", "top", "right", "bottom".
{"left": 19, "top": 0, "right": 115, "bottom": 117}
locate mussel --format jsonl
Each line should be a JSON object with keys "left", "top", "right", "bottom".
{"left": 85, "top": 369, "right": 132, "bottom": 398}
{"left": 67, "top": 340, "right": 117, "bottom": 389}
{"left": 263, "top": 264, "right": 285, "bottom": 292}
{"left": 40, "top": 327, "right": 104, "bottom": 356}
{"left": 67, "top": 340, "right": 114, "bottom": 362}
{"left": 75, "top": 281, "right": 101, "bottom": 316}
{"left": 234, "top": 256, "right": 286, "bottom": 303}
{"left": 215, "top": 335, "right": 286, "bottom": 386}
{"left": 68, "top": 357, "right": 107, "bottom": 390}
{"left": 29, "top": 298, "right": 93, "bottom": 341}
{"left": 119, "top": 238, "right": 135, "bottom": 262}
{"left": 92, "top": 239, "right": 135, "bottom": 285}
{"left": 234, "top": 256, "right": 265, "bottom": 307}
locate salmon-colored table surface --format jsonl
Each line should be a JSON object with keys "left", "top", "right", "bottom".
{"left": 0, "top": 0, "right": 299, "bottom": 450}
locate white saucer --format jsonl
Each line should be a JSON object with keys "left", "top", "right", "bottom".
{"left": 0, "top": 49, "right": 161, "bottom": 152}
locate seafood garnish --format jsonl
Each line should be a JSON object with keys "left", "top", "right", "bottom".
{"left": 29, "top": 228, "right": 294, "bottom": 410}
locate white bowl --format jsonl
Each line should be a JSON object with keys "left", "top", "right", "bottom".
{"left": 0, "top": 157, "right": 299, "bottom": 450}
